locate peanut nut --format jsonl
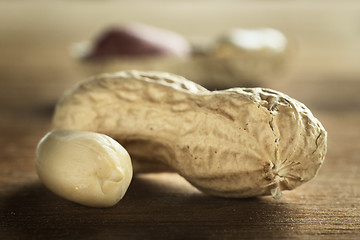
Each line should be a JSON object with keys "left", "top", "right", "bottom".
{"left": 77, "top": 23, "right": 191, "bottom": 60}
{"left": 36, "top": 129, "right": 133, "bottom": 207}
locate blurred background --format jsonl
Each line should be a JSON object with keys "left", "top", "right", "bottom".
{"left": 0, "top": 0, "right": 359, "bottom": 112}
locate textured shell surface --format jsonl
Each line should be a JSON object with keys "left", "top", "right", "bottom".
{"left": 53, "top": 70, "right": 327, "bottom": 199}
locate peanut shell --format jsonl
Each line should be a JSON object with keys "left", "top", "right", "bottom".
{"left": 53, "top": 71, "right": 327, "bottom": 199}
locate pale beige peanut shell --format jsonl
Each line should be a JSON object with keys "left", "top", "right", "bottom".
{"left": 52, "top": 71, "right": 327, "bottom": 199}
{"left": 36, "top": 129, "right": 133, "bottom": 207}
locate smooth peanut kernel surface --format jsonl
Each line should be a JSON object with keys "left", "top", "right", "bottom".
{"left": 36, "top": 129, "right": 133, "bottom": 207}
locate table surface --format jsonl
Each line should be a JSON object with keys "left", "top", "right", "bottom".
{"left": 0, "top": 1, "right": 360, "bottom": 239}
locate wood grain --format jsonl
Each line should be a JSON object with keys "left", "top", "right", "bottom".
{"left": 0, "top": 108, "right": 359, "bottom": 239}
{"left": 0, "top": 1, "right": 359, "bottom": 239}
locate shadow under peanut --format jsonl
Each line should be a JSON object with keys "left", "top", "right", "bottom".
{"left": 0, "top": 174, "right": 299, "bottom": 240}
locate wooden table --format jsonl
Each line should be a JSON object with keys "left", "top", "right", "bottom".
{"left": 1, "top": 1, "right": 359, "bottom": 239}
